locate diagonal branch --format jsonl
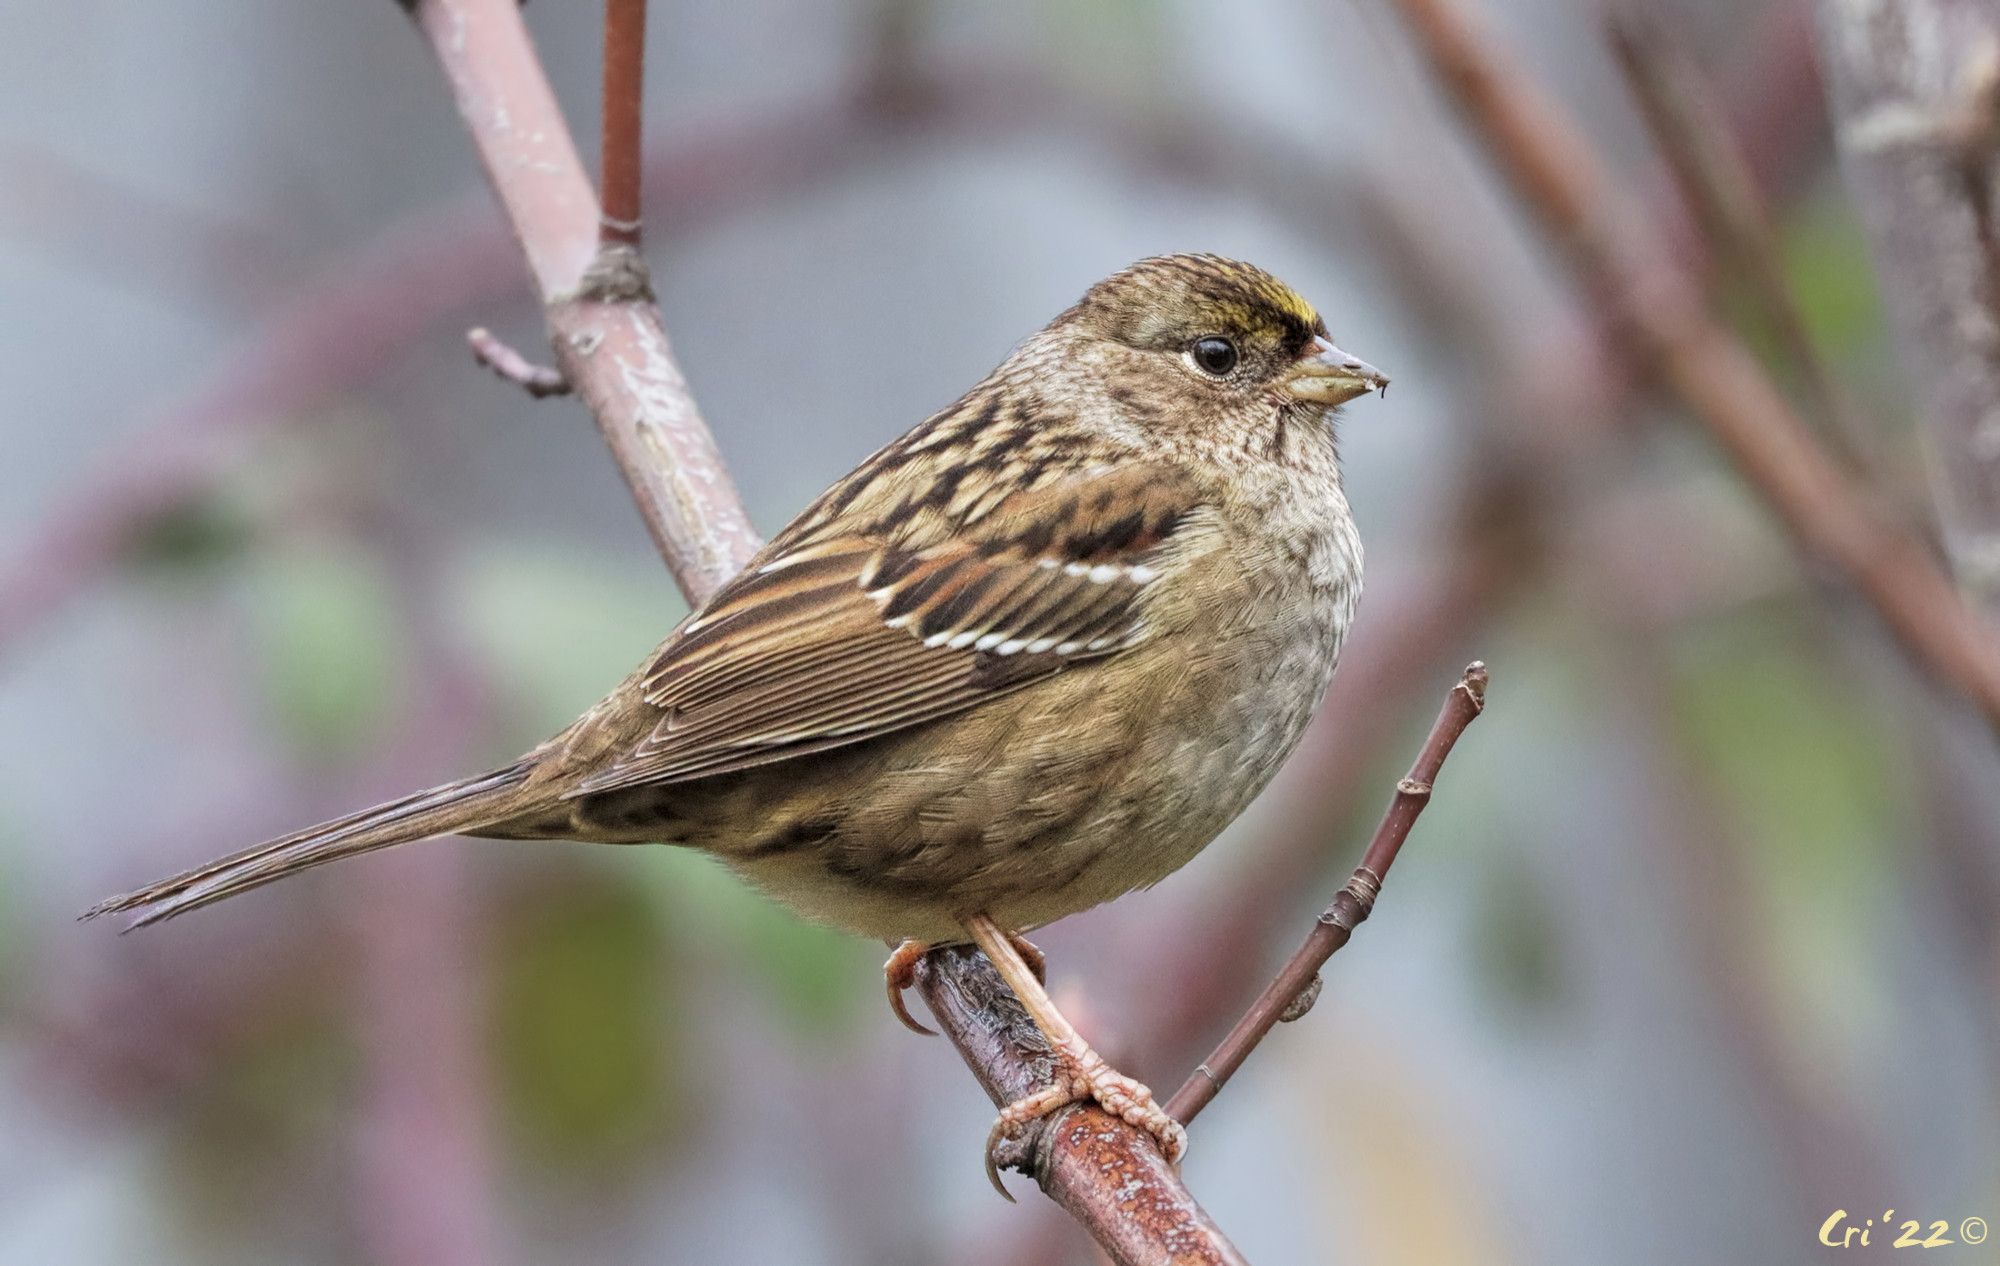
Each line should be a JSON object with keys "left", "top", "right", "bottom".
{"left": 403, "top": 1, "right": 1242, "bottom": 1260}
{"left": 408, "top": 0, "right": 758, "bottom": 601}
{"left": 1165, "top": 662, "right": 1488, "bottom": 1125}
{"left": 1606, "top": 5, "right": 1873, "bottom": 471}
{"left": 914, "top": 947, "right": 1247, "bottom": 1265}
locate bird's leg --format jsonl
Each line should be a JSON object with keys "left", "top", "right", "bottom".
{"left": 964, "top": 913, "right": 1187, "bottom": 1193}
{"left": 883, "top": 938, "right": 937, "bottom": 1036}
{"left": 1005, "top": 930, "right": 1046, "bottom": 983}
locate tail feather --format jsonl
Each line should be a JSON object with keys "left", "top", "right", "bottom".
{"left": 83, "top": 762, "right": 536, "bottom": 930}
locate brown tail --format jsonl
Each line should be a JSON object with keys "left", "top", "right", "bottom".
{"left": 82, "top": 761, "right": 539, "bottom": 930}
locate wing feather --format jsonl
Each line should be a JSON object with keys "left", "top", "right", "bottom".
{"left": 566, "top": 465, "right": 1209, "bottom": 795}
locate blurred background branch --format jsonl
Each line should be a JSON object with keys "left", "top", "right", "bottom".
{"left": 1607, "top": 5, "right": 1875, "bottom": 470}
{"left": 1381, "top": 0, "right": 2000, "bottom": 733}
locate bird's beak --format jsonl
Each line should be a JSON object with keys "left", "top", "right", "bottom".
{"left": 1282, "top": 336, "right": 1389, "bottom": 406}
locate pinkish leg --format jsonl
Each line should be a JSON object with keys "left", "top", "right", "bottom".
{"left": 882, "top": 938, "right": 936, "bottom": 1037}
{"left": 964, "top": 914, "right": 1187, "bottom": 1198}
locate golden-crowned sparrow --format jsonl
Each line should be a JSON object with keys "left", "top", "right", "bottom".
{"left": 88, "top": 252, "right": 1386, "bottom": 1171}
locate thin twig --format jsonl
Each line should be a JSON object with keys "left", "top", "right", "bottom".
{"left": 405, "top": 1, "right": 1241, "bottom": 1260}
{"left": 1606, "top": 5, "right": 1872, "bottom": 470}
{"left": 1381, "top": 0, "right": 2000, "bottom": 733}
{"left": 1164, "top": 663, "right": 1488, "bottom": 1124}
{"left": 600, "top": 0, "right": 646, "bottom": 247}
{"left": 466, "top": 326, "right": 569, "bottom": 397}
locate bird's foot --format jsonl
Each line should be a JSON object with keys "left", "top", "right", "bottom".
{"left": 883, "top": 939, "right": 936, "bottom": 1036}
{"left": 983, "top": 1038, "right": 1187, "bottom": 1196}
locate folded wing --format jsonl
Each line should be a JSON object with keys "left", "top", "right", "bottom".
{"left": 568, "top": 464, "right": 1209, "bottom": 792}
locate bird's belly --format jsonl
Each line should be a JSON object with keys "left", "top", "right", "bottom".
{"left": 988, "top": 623, "right": 1339, "bottom": 931}
{"left": 705, "top": 598, "right": 1346, "bottom": 944}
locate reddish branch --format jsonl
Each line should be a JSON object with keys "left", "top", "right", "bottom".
{"left": 1166, "top": 663, "right": 1488, "bottom": 1125}
{"left": 600, "top": 0, "right": 647, "bottom": 246}
{"left": 914, "top": 945, "right": 1248, "bottom": 1266}
{"left": 1381, "top": 0, "right": 2000, "bottom": 732}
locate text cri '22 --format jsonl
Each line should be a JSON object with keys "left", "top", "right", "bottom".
{"left": 1818, "top": 1211, "right": 1988, "bottom": 1250}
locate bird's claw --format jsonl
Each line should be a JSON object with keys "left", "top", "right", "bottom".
{"left": 883, "top": 939, "right": 936, "bottom": 1036}
{"left": 885, "top": 934, "right": 1042, "bottom": 1035}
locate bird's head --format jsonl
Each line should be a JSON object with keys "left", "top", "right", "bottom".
{"left": 1053, "top": 254, "right": 1388, "bottom": 436}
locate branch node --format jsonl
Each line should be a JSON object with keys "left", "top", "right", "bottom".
{"left": 599, "top": 212, "right": 644, "bottom": 240}
{"left": 1343, "top": 865, "right": 1384, "bottom": 914}
{"left": 466, "top": 327, "right": 570, "bottom": 398}
{"left": 1277, "top": 974, "right": 1322, "bottom": 1023}
{"left": 1317, "top": 897, "right": 1355, "bottom": 935}
{"left": 1396, "top": 776, "right": 1433, "bottom": 798}
{"left": 1460, "top": 659, "right": 1490, "bottom": 706}
{"left": 575, "top": 242, "right": 656, "bottom": 304}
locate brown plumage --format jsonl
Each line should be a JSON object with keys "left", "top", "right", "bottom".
{"left": 86, "top": 254, "right": 1387, "bottom": 1169}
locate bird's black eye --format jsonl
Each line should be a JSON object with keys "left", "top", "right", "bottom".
{"left": 1189, "top": 336, "right": 1238, "bottom": 376}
